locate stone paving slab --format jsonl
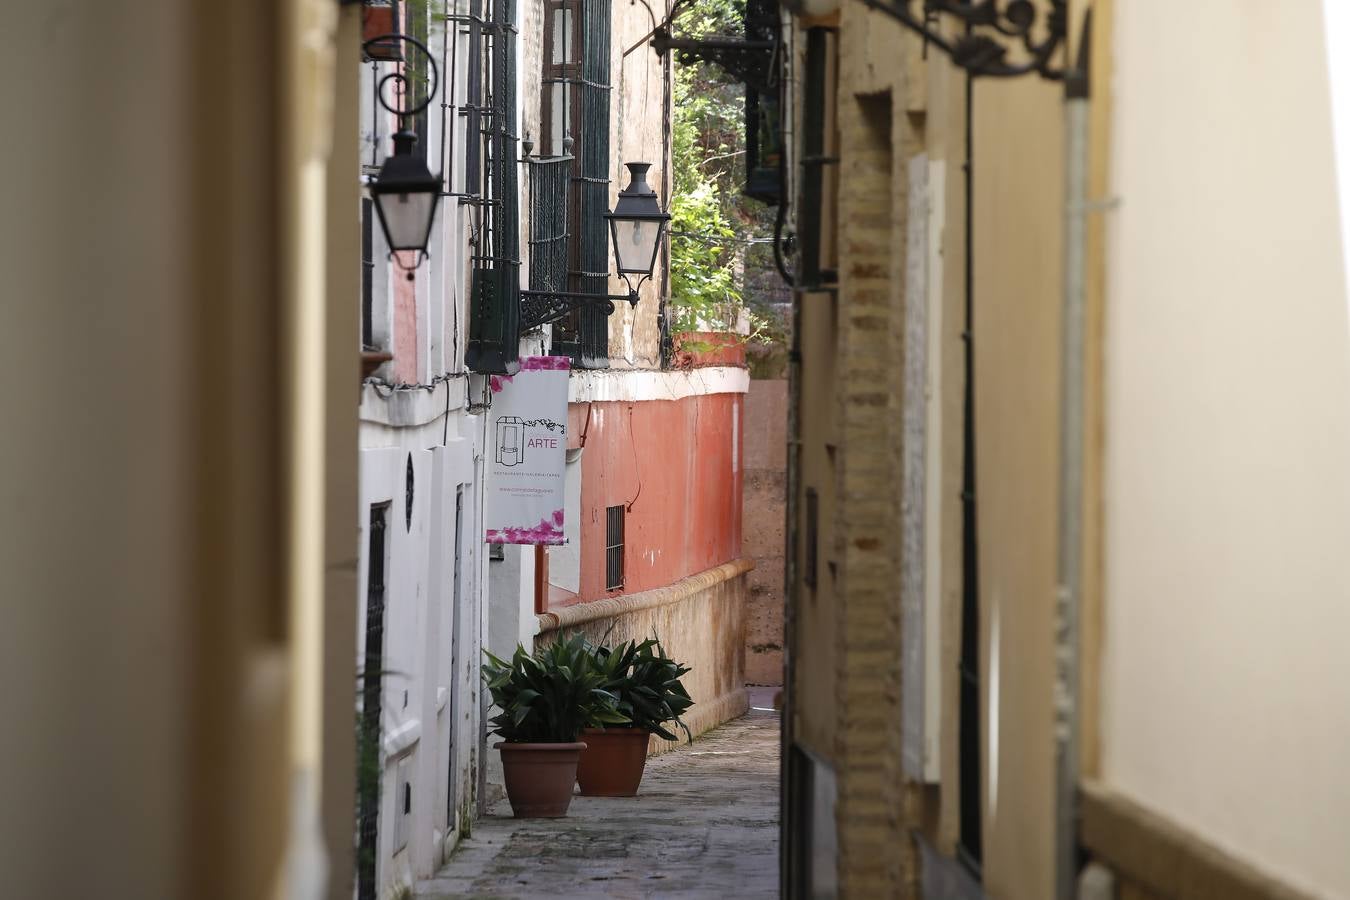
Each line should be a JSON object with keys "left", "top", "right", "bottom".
{"left": 419, "top": 709, "right": 780, "bottom": 899}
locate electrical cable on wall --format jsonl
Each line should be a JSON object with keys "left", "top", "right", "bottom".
{"left": 363, "top": 370, "right": 472, "bottom": 397}
{"left": 625, "top": 403, "right": 643, "bottom": 512}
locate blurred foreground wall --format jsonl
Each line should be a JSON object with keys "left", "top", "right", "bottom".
{"left": 1088, "top": 3, "right": 1350, "bottom": 898}
{"left": 0, "top": 2, "right": 360, "bottom": 899}
{"left": 781, "top": 0, "right": 1350, "bottom": 898}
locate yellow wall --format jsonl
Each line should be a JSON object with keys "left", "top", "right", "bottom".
{"left": 970, "top": 73, "right": 1064, "bottom": 900}
{"left": 1098, "top": 2, "right": 1350, "bottom": 896}
{"left": 0, "top": 2, "right": 356, "bottom": 898}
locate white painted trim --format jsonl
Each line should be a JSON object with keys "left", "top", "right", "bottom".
{"left": 384, "top": 718, "right": 422, "bottom": 758}
{"left": 567, "top": 366, "right": 749, "bottom": 404}
{"left": 360, "top": 377, "right": 469, "bottom": 428}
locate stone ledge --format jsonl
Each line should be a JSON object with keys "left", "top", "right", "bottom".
{"left": 536, "top": 558, "right": 756, "bottom": 634}
{"left": 648, "top": 687, "right": 751, "bottom": 757}
{"left": 1080, "top": 779, "right": 1319, "bottom": 900}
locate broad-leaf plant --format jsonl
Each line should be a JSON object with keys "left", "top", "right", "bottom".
{"left": 481, "top": 634, "right": 630, "bottom": 743}
{"left": 590, "top": 636, "right": 695, "bottom": 743}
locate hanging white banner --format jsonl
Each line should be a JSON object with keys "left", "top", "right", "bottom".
{"left": 484, "top": 356, "right": 569, "bottom": 544}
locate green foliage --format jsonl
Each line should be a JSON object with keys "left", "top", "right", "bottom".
{"left": 481, "top": 635, "right": 630, "bottom": 743}
{"left": 667, "top": 0, "right": 788, "bottom": 348}
{"left": 670, "top": 65, "right": 743, "bottom": 333}
{"left": 672, "top": 0, "right": 744, "bottom": 41}
{"left": 670, "top": 187, "right": 740, "bottom": 332}
{"left": 590, "top": 636, "right": 695, "bottom": 743}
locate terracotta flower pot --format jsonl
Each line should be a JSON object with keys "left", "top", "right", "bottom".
{"left": 495, "top": 741, "right": 587, "bottom": 818}
{"left": 576, "top": 728, "right": 651, "bottom": 797}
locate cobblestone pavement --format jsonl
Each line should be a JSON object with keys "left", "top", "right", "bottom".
{"left": 418, "top": 707, "right": 780, "bottom": 899}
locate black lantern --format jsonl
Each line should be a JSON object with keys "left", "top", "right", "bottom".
{"left": 520, "top": 161, "right": 670, "bottom": 330}
{"left": 369, "top": 129, "right": 442, "bottom": 262}
{"left": 362, "top": 32, "right": 442, "bottom": 269}
{"left": 605, "top": 162, "right": 671, "bottom": 290}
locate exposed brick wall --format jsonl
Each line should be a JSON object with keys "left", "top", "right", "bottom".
{"left": 743, "top": 379, "right": 787, "bottom": 685}
{"left": 831, "top": 84, "right": 916, "bottom": 897}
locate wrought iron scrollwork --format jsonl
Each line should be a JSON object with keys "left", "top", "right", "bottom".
{"left": 866, "top": 0, "right": 1068, "bottom": 80}
{"left": 362, "top": 33, "right": 440, "bottom": 118}
{"left": 520, "top": 290, "right": 637, "bottom": 331}
{"left": 650, "top": 29, "right": 776, "bottom": 95}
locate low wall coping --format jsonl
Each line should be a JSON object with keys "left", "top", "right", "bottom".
{"left": 536, "top": 557, "right": 756, "bottom": 635}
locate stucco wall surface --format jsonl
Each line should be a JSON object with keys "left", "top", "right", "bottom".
{"left": 1099, "top": 2, "right": 1350, "bottom": 897}
{"left": 535, "top": 560, "right": 754, "bottom": 751}
{"left": 563, "top": 389, "right": 744, "bottom": 601}
{"left": 743, "top": 379, "right": 787, "bottom": 685}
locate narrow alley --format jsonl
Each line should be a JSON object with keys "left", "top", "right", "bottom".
{"left": 418, "top": 705, "right": 780, "bottom": 900}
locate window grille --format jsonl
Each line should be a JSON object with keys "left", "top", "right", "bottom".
{"left": 604, "top": 504, "right": 625, "bottom": 591}
{"left": 361, "top": 197, "right": 375, "bottom": 348}
{"left": 466, "top": 0, "right": 523, "bottom": 373}
{"left": 357, "top": 504, "right": 389, "bottom": 900}
{"left": 527, "top": 152, "right": 571, "bottom": 300}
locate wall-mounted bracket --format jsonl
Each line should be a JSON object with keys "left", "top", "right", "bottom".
{"left": 859, "top": 0, "right": 1077, "bottom": 83}
{"left": 520, "top": 289, "right": 639, "bottom": 331}
{"left": 649, "top": 29, "right": 777, "bottom": 95}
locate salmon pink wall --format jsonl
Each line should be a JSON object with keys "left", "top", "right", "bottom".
{"left": 392, "top": 262, "right": 419, "bottom": 383}
{"left": 564, "top": 392, "right": 743, "bottom": 602}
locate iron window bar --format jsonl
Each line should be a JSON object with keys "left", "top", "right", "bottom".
{"left": 605, "top": 504, "right": 625, "bottom": 591}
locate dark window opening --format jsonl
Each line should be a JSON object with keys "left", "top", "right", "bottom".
{"left": 405, "top": 453, "right": 415, "bottom": 532}
{"left": 605, "top": 503, "right": 625, "bottom": 591}
{"left": 447, "top": 486, "right": 465, "bottom": 826}
{"left": 527, "top": 152, "right": 571, "bottom": 299}
{"left": 804, "top": 487, "right": 818, "bottom": 591}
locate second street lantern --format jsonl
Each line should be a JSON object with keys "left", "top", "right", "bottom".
{"left": 605, "top": 162, "right": 671, "bottom": 288}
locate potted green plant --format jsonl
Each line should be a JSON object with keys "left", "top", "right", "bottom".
{"left": 481, "top": 634, "right": 629, "bottom": 817}
{"left": 576, "top": 636, "right": 694, "bottom": 797}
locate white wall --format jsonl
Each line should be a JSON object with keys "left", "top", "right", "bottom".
{"left": 1101, "top": 3, "right": 1350, "bottom": 896}
{"left": 355, "top": 7, "right": 488, "bottom": 893}
{"left": 357, "top": 420, "right": 482, "bottom": 896}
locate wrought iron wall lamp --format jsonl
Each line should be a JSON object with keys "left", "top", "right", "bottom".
{"left": 363, "top": 32, "right": 443, "bottom": 271}
{"left": 519, "top": 162, "right": 671, "bottom": 331}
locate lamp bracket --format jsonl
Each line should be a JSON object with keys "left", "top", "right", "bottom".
{"left": 362, "top": 32, "right": 440, "bottom": 120}
{"left": 650, "top": 30, "right": 776, "bottom": 95}
{"left": 859, "top": 0, "right": 1073, "bottom": 81}
{"left": 646, "top": 0, "right": 781, "bottom": 94}
{"left": 520, "top": 289, "right": 639, "bottom": 331}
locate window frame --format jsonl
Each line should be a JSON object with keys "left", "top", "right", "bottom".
{"left": 536, "top": 0, "right": 612, "bottom": 366}
{"left": 604, "top": 503, "right": 625, "bottom": 591}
